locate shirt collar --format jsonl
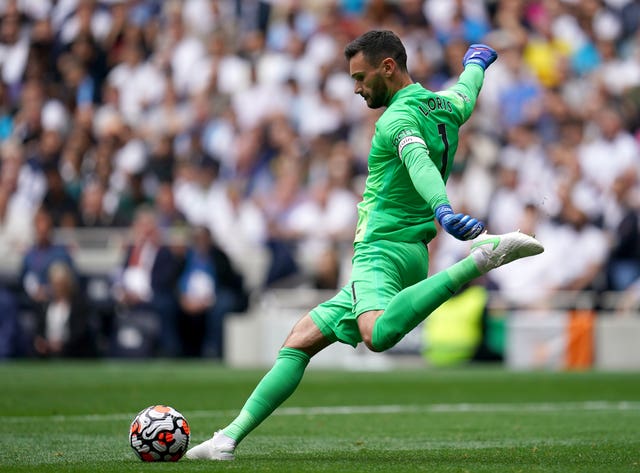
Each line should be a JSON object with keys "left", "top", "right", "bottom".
{"left": 388, "top": 83, "right": 421, "bottom": 106}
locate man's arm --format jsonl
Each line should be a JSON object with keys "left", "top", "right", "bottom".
{"left": 439, "top": 67, "right": 484, "bottom": 124}
{"left": 440, "top": 44, "right": 497, "bottom": 125}
{"left": 400, "top": 142, "right": 449, "bottom": 211}
{"left": 401, "top": 142, "right": 485, "bottom": 241}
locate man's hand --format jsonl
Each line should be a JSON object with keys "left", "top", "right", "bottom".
{"left": 435, "top": 204, "right": 485, "bottom": 241}
{"left": 462, "top": 44, "right": 497, "bottom": 71}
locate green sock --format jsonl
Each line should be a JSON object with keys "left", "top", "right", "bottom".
{"left": 372, "top": 256, "right": 481, "bottom": 352}
{"left": 223, "top": 347, "right": 310, "bottom": 444}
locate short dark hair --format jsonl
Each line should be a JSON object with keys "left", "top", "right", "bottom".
{"left": 344, "top": 30, "right": 408, "bottom": 72}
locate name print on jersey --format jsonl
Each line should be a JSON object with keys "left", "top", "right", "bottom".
{"left": 418, "top": 96, "right": 453, "bottom": 118}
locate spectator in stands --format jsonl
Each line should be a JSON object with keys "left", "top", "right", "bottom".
{"left": 602, "top": 169, "right": 640, "bottom": 291}
{"left": 58, "top": 125, "right": 93, "bottom": 201}
{"left": 111, "top": 205, "right": 181, "bottom": 356}
{"left": 498, "top": 122, "right": 554, "bottom": 213}
{"left": 203, "top": 178, "right": 268, "bottom": 290}
{"left": 549, "top": 183, "right": 609, "bottom": 294}
{"left": 41, "top": 161, "right": 80, "bottom": 228}
{"left": 430, "top": 0, "right": 491, "bottom": 45}
{"left": 256, "top": 152, "right": 306, "bottom": 287}
{"left": 177, "top": 225, "right": 248, "bottom": 359}
{"left": 479, "top": 30, "right": 542, "bottom": 131}
{"left": 591, "top": 29, "right": 640, "bottom": 99}
{"left": 106, "top": 39, "right": 166, "bottom": 126}
{"left": 55, "top": 0, "right": 114, "bottom": 48}
{"left": 154, "top": 2, "right": 207, "bottom": 99}
{"left": 12, "top": 78, "right": 46, "bottom": 151}
{"left": 112, "top": 171, "right": 153, "bottom": 226}
{"left": 143, "top": 133, "right": 176, "bottom": 189}
{"left": 65, "top": 31, "right": 108, "bottom": 105}
{"left": 77, "top": 180, "right": 114, "bottom": 228}
{"left": 522, "top": 2, "right": 572, "bottom": 89}
{"left": 0, "top": 139, "right": 35, "bottom": 256}
{"left": 578, "top": 104, "right": 640, "bottom": 196}
{"left": 485, "top": 203, "right": 558, "bottom": 308}
{"left": 485, "top": 156, "right": 526, "bottom": 236}
{"left": 57, "top": 53, "right": 97, "bottom": 113}
{"left": 19, "top": 206, "right": 75, "bottom": 313}
{"left": 286, "top": 175, "right": 359, "bottom": 288}
{"left": 88, "top": 135, "right": 117, "bottom": 193}
{"left": 296, "top": 77, "right": 347, "bottom": 140}
{"left": 32, "top": 261, "right": 95, "bottom": 358}
{"left": 140, "top": 80, "right": 194, "bottom": 141}
{"left": 174, "top": 151, "right": 223, "bottom": 227}
{"left": 0, "top": 10, "right": 31, "bottom": 100}
{"left": 153, "top": 181, "right": 187, "bottom": 230}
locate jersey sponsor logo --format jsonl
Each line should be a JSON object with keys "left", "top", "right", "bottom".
{"left": 454, "top": 91, "right": 471, "bottom": 103}
{"left": 397, "top": 135, "right": 426, "bottom": 160}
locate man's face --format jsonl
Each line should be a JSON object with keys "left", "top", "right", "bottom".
{"left": 349, "top": 51, "right": 389, "bottom": 109}
{"left": 34, "top": 210, "right": 53, "bottom": 245}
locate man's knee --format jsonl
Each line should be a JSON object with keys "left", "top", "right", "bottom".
{"left": 357, "top": 310, "right": 385, "bottom": 353}
{"left": 361, "top": 335, "right": 383, "bottom": 353}
{"left": 283, "top": 313, "right": 332, "bottom": 356}
{"left": 362, "top": 328, "right": 402, "bottom": 353}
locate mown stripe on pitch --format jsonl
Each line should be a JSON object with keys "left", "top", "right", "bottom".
{"left": 1, "top": 401, "right": 639, "bottom": 423}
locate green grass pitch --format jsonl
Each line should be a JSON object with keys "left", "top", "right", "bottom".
{"left": 0, "top": 360, "right": 639, "bottom": 472}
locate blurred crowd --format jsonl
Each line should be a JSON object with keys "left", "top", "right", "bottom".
{"left": 0, "top": 0, "right": 639, "bottom": 359}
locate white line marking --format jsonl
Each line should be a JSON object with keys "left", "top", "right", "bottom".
{"left": 1, "top": 401, "right": 638, "bottom": 424}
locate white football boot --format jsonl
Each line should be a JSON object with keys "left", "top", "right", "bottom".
{"left": 185, "top": 430, "right": 236, "bottom": 461}
{"left": 470, "top": 231, "right": 544, "bottom": 274}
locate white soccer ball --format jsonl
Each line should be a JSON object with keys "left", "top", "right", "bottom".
{"left": 129, "top": 405, "right": 191, "bottom": 462}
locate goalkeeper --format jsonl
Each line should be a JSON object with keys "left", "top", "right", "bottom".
{"left": 187, "top": 30, "right": 543, "bottom": 460}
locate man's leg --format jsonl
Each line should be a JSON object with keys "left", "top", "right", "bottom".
{"left": 223, "top": 315, "right": 331, "bottom": 443}
{"left": 186, "top": 314, "right": 333, "bottom": 460}
{"left": 367, "top": 231, "right": 544, "bottom": 352}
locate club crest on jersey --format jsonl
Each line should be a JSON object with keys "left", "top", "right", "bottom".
{"left": 392, "top": 129, "right": 414, "bottom": 148}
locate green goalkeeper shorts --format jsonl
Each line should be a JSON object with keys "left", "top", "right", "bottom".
{"left": 309, "top": 239, "right": 429, "bottom": 347}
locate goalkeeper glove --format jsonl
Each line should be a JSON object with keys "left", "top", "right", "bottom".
{"left": 462, "top": 44, "right": 498, "bottom": 71}
{"left": 435, "top": 204, "right": 485, "bottom": 241}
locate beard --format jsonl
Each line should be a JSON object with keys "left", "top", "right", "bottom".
{"left": 364, "top": 74, "right": 389, "bottom": 109}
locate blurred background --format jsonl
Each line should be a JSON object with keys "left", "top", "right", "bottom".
{"left": 0, "top": 0, "right": 638, "bottom": 369}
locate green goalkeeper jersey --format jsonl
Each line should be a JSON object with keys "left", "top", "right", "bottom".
{"left": 354, "top": 65, "right": 486, "bottom": 244}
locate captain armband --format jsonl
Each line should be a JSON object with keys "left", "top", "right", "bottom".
{"left": 397, "top": 136, "right": 426, "bottom": 162}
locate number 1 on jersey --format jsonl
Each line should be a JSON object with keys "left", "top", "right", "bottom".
{"left": 437, "top": 123, "right": 449, "bottom": 178}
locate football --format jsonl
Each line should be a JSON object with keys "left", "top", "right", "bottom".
{"left": 129, "top": 405, "right": 190, "bottom": 462}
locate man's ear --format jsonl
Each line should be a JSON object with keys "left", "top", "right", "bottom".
{"left": 381, "top": 58, "right": 395, "bottom": 77}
